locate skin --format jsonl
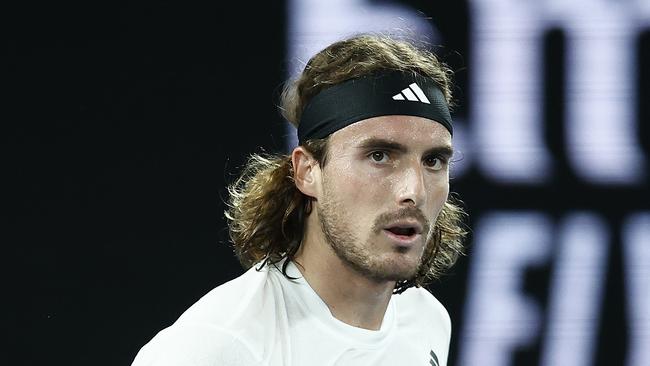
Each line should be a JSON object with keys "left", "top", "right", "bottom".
{"left": 291, "top": 115, "right": 452, "bottom": 331}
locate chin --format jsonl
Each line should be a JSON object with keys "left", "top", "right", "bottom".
{"left": 373, "top": 255, "right": 421, "bottom": 281}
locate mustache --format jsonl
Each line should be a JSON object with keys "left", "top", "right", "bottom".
{"left": 372, "top": 206, "right": 431, "bottom": 234}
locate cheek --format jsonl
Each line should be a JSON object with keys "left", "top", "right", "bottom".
{"left": 429, "top": 180, "right": 449, "bottom": 213}
{"left": 422, "top": 171, "right": 449, "bottom": 203}
{"left": 325, "top": 167, "right": 386, "bottom": 215}
{"left": 340, "top": 173, "right": 385, "bottom": 203}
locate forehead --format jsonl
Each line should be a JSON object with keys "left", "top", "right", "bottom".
{"left": 328, "top": 115, "right": 452, "bottom": 148}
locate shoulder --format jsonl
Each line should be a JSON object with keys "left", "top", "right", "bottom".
{"left": 175, "top": 264, "right": 274, "bottom": 326}
{"left": 394, "top": 286, "right": 452, "bottom": 334}
{"left": 132, "top": 264, "right": 283, "bottom": 366}
{"left": 130, "top": 323, "right": 261, "bottom": 366}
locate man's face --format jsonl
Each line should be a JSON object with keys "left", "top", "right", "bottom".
{"left": 315, "top": 115, "right": 452, "bottom": 282}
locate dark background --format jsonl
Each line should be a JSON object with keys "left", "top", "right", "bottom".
{"left": 7, "top": 2, "right": 287, "bottom": 365}
{"left": 6, "top": 1, "right": 648, "bottom": 365}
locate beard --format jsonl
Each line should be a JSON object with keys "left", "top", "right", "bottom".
{"left": 317, "top": 184, "right": 433, "bottom": 283}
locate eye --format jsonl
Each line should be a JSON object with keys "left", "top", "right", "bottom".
{"left": 424, "top": 155, "right": 445, "bottom": 171}
{"left": 369, "top": 151, "right": 389, "bottom": 163}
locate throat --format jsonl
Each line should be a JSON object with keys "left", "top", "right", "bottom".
{"left": 293, "top": 255, "right": 395, "bottom": 331}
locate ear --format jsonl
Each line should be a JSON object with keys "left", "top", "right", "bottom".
{"left": 291, "top": 146, "right": 321, "bottom": 199}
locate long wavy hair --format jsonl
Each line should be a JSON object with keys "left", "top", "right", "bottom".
{"left": 225, "top": 33, "right": 468, "bottom": 293}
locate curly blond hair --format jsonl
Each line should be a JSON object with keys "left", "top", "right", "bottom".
{"left": 225, "top": 33, "right": 468, "bottom": 293}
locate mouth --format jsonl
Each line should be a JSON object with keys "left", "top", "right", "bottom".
{"left": 382, "top": 221, "right": 423, "bottom": 245}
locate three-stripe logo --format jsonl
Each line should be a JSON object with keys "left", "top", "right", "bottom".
{"left": 429, "top": 350, "right": 439, "bottom": 366}
{"left": 392, "top": 83, "right": 431, "bottom": 104}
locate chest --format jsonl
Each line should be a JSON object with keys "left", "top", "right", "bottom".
{"left": 282, "top": 319, "right": 447, "bottom": 366}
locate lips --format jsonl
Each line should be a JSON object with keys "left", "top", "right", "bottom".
{"left": 383, "top": 220, "right": 424, "bottom": 245}
{"left": 384, "top": 220, "right": 423, "bottom": 236}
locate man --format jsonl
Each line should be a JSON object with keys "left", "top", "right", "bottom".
{"left": 131, "top": 32, "right": 468, "bottom": 366}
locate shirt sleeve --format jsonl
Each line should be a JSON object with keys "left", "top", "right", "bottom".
{"left": 131, "top": 323, "right": 261, "bottom": 366}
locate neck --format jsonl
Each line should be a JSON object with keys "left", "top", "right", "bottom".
{"left": 293, "top": 225, "right": 395, "bottom": 331}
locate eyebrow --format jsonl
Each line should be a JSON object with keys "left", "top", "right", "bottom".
{"left": 357, "top": 137, "right": 454, "bottom": 159}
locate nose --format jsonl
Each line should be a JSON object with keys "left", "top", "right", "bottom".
{"left": 396, "top": 164, "right": 426, "bottom": 208}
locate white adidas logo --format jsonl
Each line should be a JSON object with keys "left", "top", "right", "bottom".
{"left": 392, "top": 83, "right": 431, "bottom": 104}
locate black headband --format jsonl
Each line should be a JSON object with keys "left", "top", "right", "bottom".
{"left": 297, "top": 71, "right": 453, "bottom": 144}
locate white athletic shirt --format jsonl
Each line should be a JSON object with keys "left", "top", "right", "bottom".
{"left": 131, "top": 260, "right": 452, "bottom": 366}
